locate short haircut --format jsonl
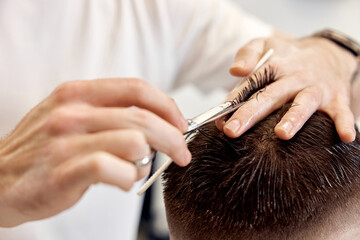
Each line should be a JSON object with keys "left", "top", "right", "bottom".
{"left": 163, "top": 103, "right": 360, "bottom": 240}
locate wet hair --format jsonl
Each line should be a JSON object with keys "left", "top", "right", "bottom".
{"left": 163, "top": 104, "right": 360, "bottom": 240}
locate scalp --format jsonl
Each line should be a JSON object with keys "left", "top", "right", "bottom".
{"left": 163, "top": 103, "right": 360, "bottom": 240}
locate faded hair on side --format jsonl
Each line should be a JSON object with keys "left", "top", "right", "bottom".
{"left": 163, "top": 103, "right": 360, "bottom": 240}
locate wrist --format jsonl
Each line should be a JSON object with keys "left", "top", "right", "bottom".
{"left": 312, "top": 29, "right": 360, "bottom": 83}
{"left": 313, "top": 29, "right": 360, "bottom": 58}
{"left": 319, "top": 36, "right": 358, "bottom": 73}
{"left": 301, "top": 36, "right": 359, "bottom": 85}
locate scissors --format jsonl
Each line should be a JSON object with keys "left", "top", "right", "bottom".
{"left": 186, "top": 101, "right": 243, "bottom": 134}
{"left": 136, "top": 48, "right": 274, "bottom": 195}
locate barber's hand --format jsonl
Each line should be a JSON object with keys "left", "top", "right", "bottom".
{"left": 216, "top": 36, "right": 358, "bottom": 142}
{"left": 0, "top": 78, "right": 190, "bottom": 227}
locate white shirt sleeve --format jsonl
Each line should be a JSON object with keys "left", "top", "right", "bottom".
{"left": 169, "top": 0, "right": 274, "bottom": 92}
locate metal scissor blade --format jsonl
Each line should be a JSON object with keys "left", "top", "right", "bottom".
{"left": 186, "top": 101, "right": 244, "bottom": 133}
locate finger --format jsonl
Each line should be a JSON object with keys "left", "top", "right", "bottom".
{"left": 106, "top": 108, "right": 191, "bottom": 166}
{"left": 133, "top": 154, "right": 153, "bottom": 181}
{"left": 53, "top": 151, "right": 139, "bottom": 193}
{"left": 67, "top": 129, "right": 152, "bottom": 179}
{"left": 69, "top": 129, "right": 149, "bottom": 160}
{"left": 48, "top": 107, "right": 191, "bottom": 166}
{"left": 50, "top": 78, "right": 188, "bottom": 132}
{"left": 222, "top": 76, "right": 303, "bottom": 138}
{"left": 216, "top": 65, "right": 271, "bottom": 130}
{"left": 274, "top": 86, "right": 323, "bottom": 140}
{"left": 230, "top": 38, "right": 265, "bottom": 76}
{"left": 323, "top": 99, "right": 356, "bottom": 143}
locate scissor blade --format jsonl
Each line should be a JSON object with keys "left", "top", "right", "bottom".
{"left": 191, "top": 102, "right": 232, "bottom": 124}
{"left": 186, "top": 101, "right": 243, "bottom": 133}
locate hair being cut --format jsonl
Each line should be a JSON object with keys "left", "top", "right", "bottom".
{"left": 163, "top": 104, "right": 360, "bottom": 240}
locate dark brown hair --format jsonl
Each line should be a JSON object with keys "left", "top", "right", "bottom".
{"left": 163, "top": 104, "right": 360, "bottom": 240}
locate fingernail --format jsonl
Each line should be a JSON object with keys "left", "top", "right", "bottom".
{"left": 279, "top": 121, "right": 293, "bottom": 134}
{"left": 231, "top": 60, "right": 246, "bottom": 69}
{"left": 344, "top": 128, "right": 356, "bottom": 142}
{"left": 225, "top": 120, "right": 241, "bottom": 135}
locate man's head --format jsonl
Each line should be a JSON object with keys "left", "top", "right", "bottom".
{"left": 163, "top": 104, "right": 360, "bottom": 240}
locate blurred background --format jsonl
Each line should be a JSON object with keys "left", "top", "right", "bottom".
{"left": 138, "top": 0, "right": 360, "bottom": 239}
{"left": 236, "top": 0, "right": 360, "bottom": 40}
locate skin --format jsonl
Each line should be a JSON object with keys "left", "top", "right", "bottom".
{"left": 216, "top": 35, "right": 359, "bottom": 143}
{"left": 0, "top": 78, "right": 190, "bottom": 227}
{"left": 0, "top": 35, "right": 359, "bottom": 228}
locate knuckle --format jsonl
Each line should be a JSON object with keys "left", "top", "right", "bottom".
{"left": 48, "top": 137, "right": 72, "bottom": 159}
{"left": 124, "top": 78, "right": 148, "bottom": 98}
{"left": 130, "top": 108, "right": 154, "bottom": 125}
{"left": 248, "top": 38, "right": 266, "bottom": 53}
{"left": 293, "top": 69, "right": 314, "bottom": 84}
{"left": 333, "top": 92, "right": 350, "bottom": 105}
{"left": 301, "top": 87, "right": 322, "bottom": 105}
{"left": 88, "top": 151, "right": 108, "bottom": 175}
{"left": 51, "top": 167, "right": 74, "bottom": 196}
{"left": 46, "top": 106, "right": 82, "bottom": 134}
{"left": 124, "top": 130, "right": 148, "bottom": 160}
{"left": 52, "top": 81, "right": 83, "bottom": 103}
{"left": 265, "top": 37, "right": 289, "bottom": 49}
{"left": 51, "top": 171, "right": 65, "bottom": 190}
{"left": 46, "top": 108, "right": 70, "bottom": 134}
{"left": 248, "top": 37, "right": 265, "bottom": 47}
{"left": 323, "top": 107, "right": 336, "bottom": 120}
{"left": 127, "top": 130, "right": 147, "bottom": 147}
{"left": 237, "top": 39, "right": 264, "bottom": 56}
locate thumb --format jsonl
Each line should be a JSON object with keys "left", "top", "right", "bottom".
{"left": 230, "top": 38, "right": 266, "bottom": 76}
